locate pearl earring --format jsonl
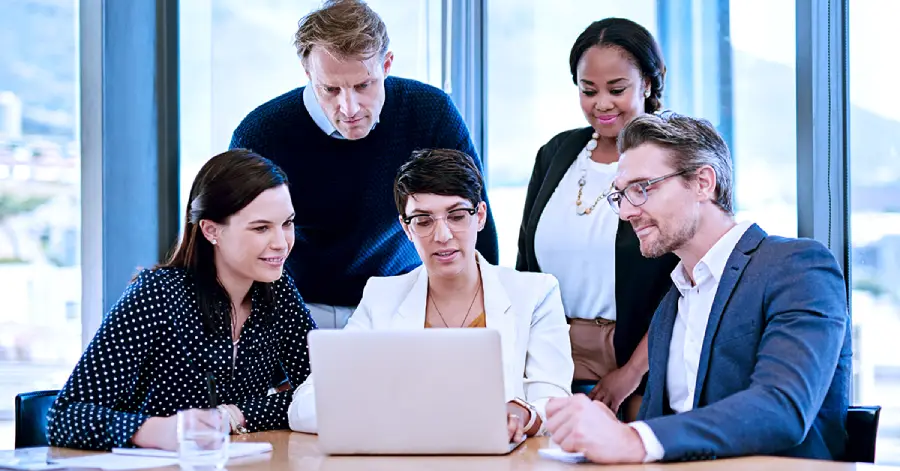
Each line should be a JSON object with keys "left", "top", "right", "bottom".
{"left": 211, "top": 239, "right": 217, "bottom": 245}
{"left": 644, "top": 89, "right": 651, "bottom": 98}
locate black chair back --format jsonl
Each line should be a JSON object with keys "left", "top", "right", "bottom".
{"left": 14, "top": 390, "right": 59, "bottom": 448}
{"left": 844, "top": 405, "right": 882, "bottom": 463}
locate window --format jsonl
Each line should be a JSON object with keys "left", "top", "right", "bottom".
{"left": 727, "top": 0, "right": 797, "bottom": 237}
{"left": 485, "top": 0, "right": 657, "bottom": 267}
{"left": 0, "top": 0, "right": 81, "bottom": 448}
{"left": 485, "top": 0, "right": 797, "bottom": 267}
{"left": 849, "top": 0, "right": 900, "bottom": 464}
{"left": 179, "top": 0, "right": 442, "bottom": 209}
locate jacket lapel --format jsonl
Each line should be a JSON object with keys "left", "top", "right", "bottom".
{"left": 393, "top": 266, "right": 429, "bottom": 330}
{"left": 647, "top": 288, "right": 679, "bottom": 417}
{"left": 691, "top": 224, "right": 767, "bottom": 408}
{"left": 525, "top": 128, "right": 593, "bottom": 266}
{"left": 479, "top": 257, "right": 516, "bottom": 398}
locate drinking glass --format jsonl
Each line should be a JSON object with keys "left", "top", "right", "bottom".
{"left": 177, "top": 408, "right": 230, "bottom": 470}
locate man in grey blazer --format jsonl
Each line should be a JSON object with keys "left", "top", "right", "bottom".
{"left": 545, "top": 113, "right": 851, "bottom": 463}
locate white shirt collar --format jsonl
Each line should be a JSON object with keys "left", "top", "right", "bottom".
{"left": 302, "top": 83, "right": 380, "bottom": 139}
{"left": 670, "top": 221, "right": 754, "bottom": 294}
{"left": 302, "top": 84, "right": 343, "bottom": 139}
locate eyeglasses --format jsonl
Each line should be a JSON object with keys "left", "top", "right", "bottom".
{"left": 606, "top": 170, "right": 689, "bottom": 214}
{"left": 402, "top": 207, "right": 478, "bottom": 238}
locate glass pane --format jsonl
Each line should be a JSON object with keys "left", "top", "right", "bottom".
{"left": 728, "top": 0, "right": 797, "bottom": 237}
{"left": 179, "top": 0, "right": 442, "bottom": 210}
{"left": 485, "top": 0, "right": 798, "bottom": 267}
{"left": 849, "top": 0, "right": 900, "bottom": 464}
{"left": 0, "top": 0, "right": 81, "bottom": 449}
{"left": 485, "top": 0, "right": 657, "bottom": 267}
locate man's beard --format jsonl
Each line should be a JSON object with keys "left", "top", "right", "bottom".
{"left": 636, "top": 216, "right": 698, "bottom": 258}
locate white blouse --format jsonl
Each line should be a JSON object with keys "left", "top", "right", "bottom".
{"left": 534, "top": 147, "right": 619, "bottom": 320}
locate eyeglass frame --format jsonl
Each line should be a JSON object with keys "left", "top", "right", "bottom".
{"left": 401, "top": 206, "right": 480, "bottom": 237}
{"left": 606, "top": 169, "right": 690, "bottom": 214}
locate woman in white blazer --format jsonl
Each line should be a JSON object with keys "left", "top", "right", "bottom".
{"left": 288, "top": 149, "right": 574, "bottom": 441}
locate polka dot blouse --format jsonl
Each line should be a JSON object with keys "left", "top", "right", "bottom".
{"left": 47, "top": 267, "right": 315, "bottom": 450}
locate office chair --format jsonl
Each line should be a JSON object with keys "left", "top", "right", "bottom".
{"left": 14, "top": 389, "right": 59, "bottom": 448}
{"left": 843, "top": 405, "right": 882, "bottom": 463}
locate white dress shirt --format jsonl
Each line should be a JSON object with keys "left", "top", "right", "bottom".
{"left": 534, "top": 149, "right": 619, "bottom": 320}
{"left": 630, "top": 221, "right": 753, "bottom": 462}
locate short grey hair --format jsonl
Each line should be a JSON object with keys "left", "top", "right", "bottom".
{"left": 617, "top": 112, "right": 734, "bottom": 215}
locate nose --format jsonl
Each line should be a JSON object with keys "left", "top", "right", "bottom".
{"left": 617, "top": 196, "right": 641, "bottom": 221}
{"left": 432, "top": 218, "right": 453, "bottom": 243}
{"left": 339, "top": 90, "right": 361, "bottom": 117}
{"left": 594, "top": 92, "right": 614, "bottom": 112}
{"left": 269, "top": 226, "right": 288, "bottom": 251}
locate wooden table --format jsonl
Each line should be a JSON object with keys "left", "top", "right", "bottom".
{"left": 6, "top": 431, "right": 892, "bottom": 470}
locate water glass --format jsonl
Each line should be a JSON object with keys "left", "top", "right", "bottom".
{"left": 177, "top": 408, "right": 230, "bottom": 470}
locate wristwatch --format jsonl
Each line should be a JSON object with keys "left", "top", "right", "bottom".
{"left": 510, "top": 397, "right": 538, "bottom": 434}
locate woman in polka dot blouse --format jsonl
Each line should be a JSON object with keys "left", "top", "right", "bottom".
{"left": 47, "top": 149, "right": 315, "bottom": 450}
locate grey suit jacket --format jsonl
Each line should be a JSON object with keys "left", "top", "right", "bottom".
{"left": 638, "top": 224, "right": 851, "bottom": 461}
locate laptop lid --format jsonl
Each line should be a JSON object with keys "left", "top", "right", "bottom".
{"left": 308, "top": 328, "right": 514, "bottom": 455}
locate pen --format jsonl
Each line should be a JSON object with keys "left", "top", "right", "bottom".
{"left": 206, "top": 371, "right": 218, "bottom": 408}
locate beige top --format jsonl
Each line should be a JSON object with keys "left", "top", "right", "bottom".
{"left": 425, "top": 312, "right": 487, "bottom": 329}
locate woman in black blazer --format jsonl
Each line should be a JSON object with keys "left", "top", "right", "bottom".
{"left": 516, "top": 18, "right": 677, "bottom": 421}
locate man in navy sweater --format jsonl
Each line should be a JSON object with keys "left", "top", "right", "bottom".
{"left": 230, "top": 0, "right": 498, "bottom": 329}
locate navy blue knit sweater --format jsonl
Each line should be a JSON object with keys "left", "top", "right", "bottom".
{"left": 230, "top": 77, "right": 499, "bottom": 307}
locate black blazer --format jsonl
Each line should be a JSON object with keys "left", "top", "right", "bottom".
{"left": 516, "top": 127, "right": 678, "bottom": 370}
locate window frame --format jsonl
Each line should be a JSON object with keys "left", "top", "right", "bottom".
{"left": 79, "top": 0, "right": 180, "bottom": 344}
{"left": 76, "top": 0, "right": 854, "bottom": 395}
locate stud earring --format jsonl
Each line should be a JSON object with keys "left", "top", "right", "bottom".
{"left": 644, "top": 89, "right": 651, "bottom": 98}
{"left": 211, "top": 239, "right": 217, "bottom": 245}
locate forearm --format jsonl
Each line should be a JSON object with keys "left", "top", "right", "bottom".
{"left": 645, "top": 385, "right": 810, "bottom": 460}
{"left": 234, "top": 390, "right": 293, "bottom": 432}
{"left": 507, "top": 402, "right": 542, "bottom": 436}
{"left": 623, "top": 333, "right": 649, "bottom": 377}
{"left": 48, "top": 401, "right": 150, "bottom": 450}
{"left": 287, "top": 378, "right": 318, "bottom": 433}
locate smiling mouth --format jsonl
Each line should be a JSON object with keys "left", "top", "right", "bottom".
{"left": 433, "top": 249, "right": 458, "bottom": 257}
{"left": 260, "top": 256, "right": 285, "bottom": 264}
{"left": 633, "top": 225, "right": 654, "bottom": 237}
{"left": 595, "top": 114, "right": 619, "bottom": 124}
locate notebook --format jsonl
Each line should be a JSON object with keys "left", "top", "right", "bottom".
{"left": 112, "top": 441, "right": 272, "bottom": 459}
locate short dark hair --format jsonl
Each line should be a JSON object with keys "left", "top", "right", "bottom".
{"left": 393, "top": 149, "right": 483, "bottom": 217}
{"left": 618, "top": 112, "right": 734, "bottom": 214}
{"left": 569, "top": 18, "right": 666, "bottom": 113}
{"left": 161, "top": 149, "right": 289, "bottom": 333}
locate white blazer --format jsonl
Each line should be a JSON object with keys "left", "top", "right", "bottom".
{"left": 287, "top": 254, "right": 574, "bottom": 434}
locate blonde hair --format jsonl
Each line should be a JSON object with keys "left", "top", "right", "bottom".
{"left": 294, "top": 0, "right": 390, "bottom": 65}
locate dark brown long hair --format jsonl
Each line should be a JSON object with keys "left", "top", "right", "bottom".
{"left": 160, "top": 148, "right": 289, "bottom": 334}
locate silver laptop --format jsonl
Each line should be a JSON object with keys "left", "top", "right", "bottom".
{"left": 308, "top": 328, "right": 524, "bottom": 455}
